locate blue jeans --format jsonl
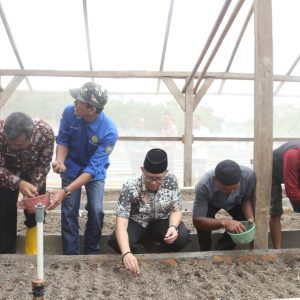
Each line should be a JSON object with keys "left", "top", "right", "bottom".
{"left": 61, "top": 174, "right": 105, "bottom": 255}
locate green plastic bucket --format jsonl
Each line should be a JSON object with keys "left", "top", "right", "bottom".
{"left": 227, "top": 221, "right": 255, "bottom": 245}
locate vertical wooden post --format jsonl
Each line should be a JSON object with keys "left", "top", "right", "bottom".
{"left": 183, "top": 78, "right": 193, "bottom": 187}
{"left": 253, "top": 0, "right": 273, "bottom": 249}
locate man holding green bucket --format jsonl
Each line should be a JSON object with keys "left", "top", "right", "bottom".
{"left": 192, "top": 159, "right": 256, "bottom": 251}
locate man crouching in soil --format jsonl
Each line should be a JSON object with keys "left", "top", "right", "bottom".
{"left": 193, "top": 159, "right": 255, "bottom": 251}
{"left": 108, "top": 148, "right": 190, "bottom": 274}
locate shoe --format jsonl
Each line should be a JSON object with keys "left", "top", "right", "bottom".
{"left": 25, "top": 226, "right": 37, "bottom": 255}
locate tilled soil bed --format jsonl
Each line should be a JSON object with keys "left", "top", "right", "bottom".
{"left": 7, "top": 190, "right": 300, "bottom": 300}
{"left": 1, "top": 253, "right": 300, "bottom": 299}
{"left": 17, "top": 208, "right": 300, "bottom": 236}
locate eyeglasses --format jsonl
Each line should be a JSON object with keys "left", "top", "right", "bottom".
{"left": 143, "top": 175, "right": 166, "bottom": 184}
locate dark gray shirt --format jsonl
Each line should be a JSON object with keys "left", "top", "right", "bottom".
{"left": 193, "top": 166, "right": 256, "bottom": 217}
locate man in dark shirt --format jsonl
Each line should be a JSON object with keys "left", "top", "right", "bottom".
{"left": 0, "top": 112, "right": 54, "bottom": 254}
{"left": 193, "top": 159, "right": 256, "bottom": 251}
{"left": 270, "top": 142, "right": 300, "bottom": 249}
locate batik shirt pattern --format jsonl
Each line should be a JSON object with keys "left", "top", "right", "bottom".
{"left": 116, "top": 174, "right": 182, "bottom": 228}
{"left": 0, "top": 119, "right": 54, "bottom": 190}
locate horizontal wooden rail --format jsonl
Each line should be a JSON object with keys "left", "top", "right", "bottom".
{"left": 118, "top": 136, "right": 300, "bottom": 142}
{"left": 1, "top": 69, "right": 300, "bottom": 83}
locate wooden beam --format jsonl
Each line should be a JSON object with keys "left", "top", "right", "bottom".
{"left": 194, "top": 0, "right": 245, "bottom": 94}
{"left": 193, "top": 78, "right": 214, "bottom": 111}
{"left": 1, "top": 70, "right": 300, "bottom": 82}
{"left": 183, "top": 78, "right": 193, "bottom": 187}
{"left": 274, "top": 53, "right": 300, "bottom": 95}
{"left": 162, "top": 77, "right": 185, "bottom": 110}
{"left": 253, "top": 0, "right": 273, "bottom": 249}
{"left": 218, "top": 2, "right": 254, "bottom": 93}
{"left": 118, "top": 136, "right": 300, "bottom": 142}
{"left": 182, "top": 0, "right": 232, "bottom": 93}
{"left": 157, "top": 0, "right": 174, "bottom": 93}
{"left": 0, "top": 2, "right": 31, "bottom": 90}
{"left": 82, "top": 0, "right": 94, "bottom": 81}
{"left": 0, "top": 76, "right": 24, "bottom": 108}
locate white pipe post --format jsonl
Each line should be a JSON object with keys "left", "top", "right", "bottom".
{"left": 35, "top": 203, "right": 44, "bottom": 281}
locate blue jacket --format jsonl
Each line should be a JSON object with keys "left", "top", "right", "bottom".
{"left": 56, "top": 104, "right": 118, "bottom": 180}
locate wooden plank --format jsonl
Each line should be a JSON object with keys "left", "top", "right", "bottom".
{"left": 218, "top": 2, "right": 253, "bottom": 93}
{"left": 194, "top": 0, "right": 245, "bottom": 93}
{"left": 193, "top": 78, "right": 214, "bottom": 111}
{"left": 1, "top": 69, "right": 300, "bottom": 82}
{"left": 0, "top": 2, "right": 31, "bottom": 90}
{"left": 162, "top": 77, "right": 185, "bottom": 110}
{"left": 183, "top": 79, "right": 193, "bottom": 187}
{"left": 253, "top": 0, "right": 273, "bottom": 249}
{"left": 157, "top": 0, "right": 174, "bottom": 93}
{"left": 274, "top": 53, "right": 300, "bottom": 95}
{"left": 0, "top": 76, "right": 24, "bottom": 108}
{"left": 82, "top": 0, "right": 94, "bottom": 81}
{"left": 182, "top": 0, "right": 232, "bottom": 93}
{"left": 118, "top": 136, "right": 300, "bottom": 142}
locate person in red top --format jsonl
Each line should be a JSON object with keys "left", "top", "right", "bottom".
{"left": 270, "top": 142, "right": 300, "bottom": 249}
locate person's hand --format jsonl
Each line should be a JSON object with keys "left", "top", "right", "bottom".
{"left": 19, "top": 180, "right": 38, "bottom": 198}
{"left": 122, "top": 252, "right": 140, "bottom": 275}
{"left": 17, "top": 198, "right": 25, "bottom": 209}
{"left": 222, "top": 219, "right": 246, "bottom": 233}
{"left": 164, "top": 226, "right": 178, "bottom": 244}
{"left": 47, "top": 189, "right": 66, "bottom": 210}
{"left": 248, "top": 218, "right": 255, "bottom": 223}
{"left": 52, "top": 161, "right": 66, "bottom": 174}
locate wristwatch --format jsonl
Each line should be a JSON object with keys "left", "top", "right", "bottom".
{"left": 63, "top": 187, "right": 71, "bottom": 196}
{"left": 169, "top": 224, "right": 178, "bottom": 232}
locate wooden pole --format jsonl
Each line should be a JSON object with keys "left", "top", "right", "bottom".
{"left": 183, "top": 78, "right": 193, "bottom": 187}
{"left": 253, "top": 0, "right": 273, "bottom": 249}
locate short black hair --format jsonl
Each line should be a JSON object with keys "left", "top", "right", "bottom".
{"left": 215, "top": 159, "right": 241, "bottom": 186}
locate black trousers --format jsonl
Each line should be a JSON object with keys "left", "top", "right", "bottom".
{"left": 0, "top": 174, "right": 45, "bottom": 254}
{"left": 196, "top": 204, "right": 245, "bottom": 251}
{"left": 108, "top": 218, "right": 191, "bottom": 253}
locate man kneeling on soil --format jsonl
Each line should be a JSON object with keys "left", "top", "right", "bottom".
{"left": 193, "top": 159, "right": 255, "bottom": 251}
{"left": 269, "top": 142, "right": 300, "bottom": 249}
{"left": 108, "top": 148, "right": 190, "bottom": 274}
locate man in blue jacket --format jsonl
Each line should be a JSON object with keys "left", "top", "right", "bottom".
{"left": 48, "top": 82, "right": 118, "bottom": 255}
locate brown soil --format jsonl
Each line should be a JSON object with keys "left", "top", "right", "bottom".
{"left": 17, "top": 208, "right": 300, "bottom": 236}
{"left": 7, "top": 191, "right": 300, "bottom": 299}
{"left": 1, "top": 254, "right": 300, "bottom": 299}
{"left": 17, "top": 189, "right": 300, "bottom": 235}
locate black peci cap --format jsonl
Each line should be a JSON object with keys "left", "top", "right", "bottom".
{"left": 144, "top": 148, "right": 168, "bottom": 174}
{"left": 215, "top": 159, "right": 241, "bottom": 186}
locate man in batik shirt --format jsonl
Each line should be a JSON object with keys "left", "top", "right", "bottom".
{"left": 108, "top": 148, "right": 190, "bottom": 274}
{"left": 0, "top": 112, "right": 54, "bottom": 254}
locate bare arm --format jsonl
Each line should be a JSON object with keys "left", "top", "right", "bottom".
{"left": 193, "top": 216, "right": 246, "bottom": 234}
{"left": 241, "top": 199, "right": 255, "bottom": 222}
{"left": 48, "top": 173, "right": 92, "bottom": 210}
{"left": 116, "top": 217, "right": 131, "bottom": 254}
{"left": 168, "top": 210, "right": 182, "bottom": 227}
{"left": 116, "top": 217, "right": 140, "bottom": 274}
{"left": 52, "top": 144, "right": 69, "bottom": 173}
{"left": 164, "top": 210, "right": 182, "bottom": 244}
